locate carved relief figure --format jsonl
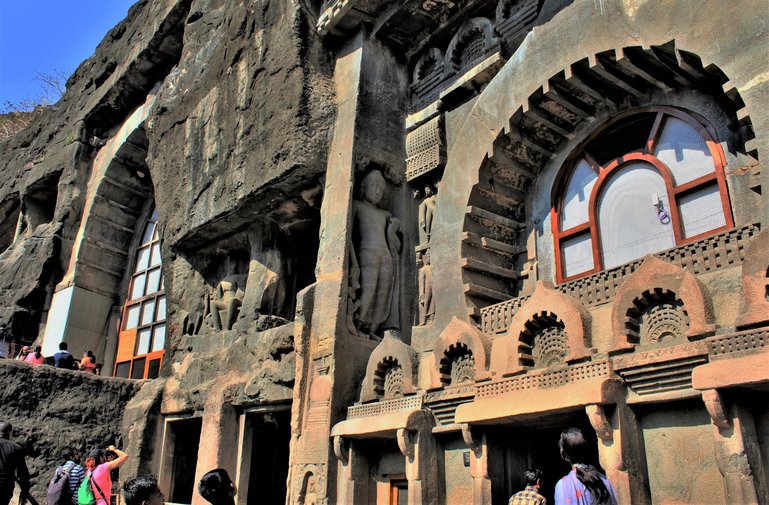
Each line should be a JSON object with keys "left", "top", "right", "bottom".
{"left": 240, "top": 228, "right": 287, "bottom": 320}
{"left": 418, "top": 249, "right": 435, "bottom": 325}
{"left": 418, "top": 182, "right": 437, "bottom": 245}
{"left": 208, "top": 264, "right": 244, "bottom": 331}
{"left": 351, "top": 169, "right": 402, "bottom": 337}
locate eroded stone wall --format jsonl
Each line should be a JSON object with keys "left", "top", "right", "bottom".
{"left": 0, "top": 361, "right": 141, "bottom": 503}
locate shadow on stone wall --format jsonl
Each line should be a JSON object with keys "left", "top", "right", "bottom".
{"left": 0, "top": 360, "right": 142, "bottom": 503}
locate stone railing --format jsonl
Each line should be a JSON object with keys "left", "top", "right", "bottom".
{"left": 481, "top": 223, "right": 760, "bottom": 334}
{"left": 476, "top": 359, "right": 610, "bottom": 398}
{"left": 347, "top": 394, "right": 423, "bottom": 419}
{"left": 708, "top": 327, "right": 769, "bottom": 358}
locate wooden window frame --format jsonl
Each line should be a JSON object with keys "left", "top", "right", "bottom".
{"left": 552, "top": 107, "right": 733, "bottom": 284}
{"left": 114, "top": 208, "right": 166, "bottom": 379}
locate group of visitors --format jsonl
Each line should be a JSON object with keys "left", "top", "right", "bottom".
{"left": 509, "top": 427, "right": 618, "bottom": 505}
{"left": 6, "top": 342, "right": 99, "bottom": 374}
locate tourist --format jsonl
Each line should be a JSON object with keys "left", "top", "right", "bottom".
{"left": 0, "top": 324, "right": 14, "bottom": 359}
{"left": 198, "top": 469, "right": 236, "bottom": 505}
{"left": 15, "top": 346, "right": 31, "bottom": 361}
{"left": 53, "top": 342, "right": 76, "bottom": 370}
{"left": 24, "top": 346, "right": 44, "bottom": 365}
{"left": 62, "top": 448, "right": 85, "bottom": 505}
{"left": 123, "top": 475, "right": 164, "bottom": 505}
{"left": 554, "top": 428, "right": 618, "bottom": 505}
{"left": 0, "top": 421, "right": 31, "bottom": 505}
{"left": 78, "top": 351, "right": 97, "bottom": 374}
{"left": 84, "top": 446, "right": 128, "bottom": 505}
{"left": 509, "top": 468, "right": 546, "bottom": 505}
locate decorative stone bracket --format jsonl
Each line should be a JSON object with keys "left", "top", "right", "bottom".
{"left": 397, "top": 428, "right": 417, "bottom": 459}
{"left": 586, "top": 404, "right": 613, "bottom": 441}
{"left": 702, "top": 389, "right": 730, "bottom": 429}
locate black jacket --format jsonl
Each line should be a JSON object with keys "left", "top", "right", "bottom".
{"left": 0, "top": 436, "right": 30, "bottom": 492}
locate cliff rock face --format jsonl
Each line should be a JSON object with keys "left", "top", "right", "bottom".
{"left": 0, "top": 361, "right": 141, "bottom": 502}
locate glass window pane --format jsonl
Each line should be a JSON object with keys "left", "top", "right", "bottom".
{"left": 562, "top": 233, "right": 594, "bottom": 278}
{"left": 137, "top": 328, "right": 151, "bottom": 355}
{"left": 157, "top": 296, "right": 166, "bottom": 321}
{"left": 142, "top": 222, "right": 154, "bottom": 244}
{"left": 146, "top": 268, "right": 162, "bottom": 295}
{"left": 141, "top": 300, "right": 156, "bottom": 326}
{"left": 135, "top": 247, "right": 150, "bottom": 272}
{"left": 151, "top": 325, "right": 166, "bottom": 353}
{"left": 150, "top": 243, "right": 162, "bottom": 267}
{"left": 598, "top": 162, "right": 675, "bottom": 269}
{"left": 115, "top": 362, "right": 131, "bottom": 379}
{"left": 678, "top": 184, "right": 726, "bottom": 239}
{"left": 561, "top": 158, "right": 598, "bottom": 230}
{"left": 124, "top": 305, "right": 140, "bottom": 330}
{"left": 130, "top": 274, "right": 146, "bottom": 300}
{"left": 131, "top": 357, "right": 146, "bottom": 380}
{"left": 654, "top": 116, "right": 714, "bottom": 185}
{"left": 147, "top": 358, "right": 161, "bottom": 379}
{"left": 151, "top": 208, "right": 158, "bottom": 221}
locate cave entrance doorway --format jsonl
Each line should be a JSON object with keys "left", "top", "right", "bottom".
{"left": 236, "top": 404, "right": 292, "bottom": 505}
{"left": 487, "top": 411, "right": 600, "bottom": 505}
{"left": 160, "top": 417, "right": 203, "bottom": 505}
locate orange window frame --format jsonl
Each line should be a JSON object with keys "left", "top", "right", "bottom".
{"left": 552, "top": 107, "right": 734, "bottom": 284}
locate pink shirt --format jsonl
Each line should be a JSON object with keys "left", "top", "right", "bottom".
{"left": 24, "top": 352, "right": 44, "bottom": 365}
{"left": 91, "top": 463, "right": 112, "bottom": 505}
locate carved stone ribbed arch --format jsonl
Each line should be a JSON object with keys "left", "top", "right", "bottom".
{"left": 360, "top": 333, "right": 418, "bottom": 402}
{"left": 72, "top": 98, "right": 156, "bottom": 300}
{"left": 413, "top": 48, "right": 444, "bottom": 83}
{"left": 444, "top": 18, "right": 500, "bottom": 75}
{"left": 430, "top": 317, "right": 491, "bottom": 388}
{"left": 490, "top": 281, "right": 590, "bottom": 375}
{"left": 457, "top": 41, "right": 752, "bottom": 318}
{"left": 611, "top": 256, "right": 714, "bottom": 351}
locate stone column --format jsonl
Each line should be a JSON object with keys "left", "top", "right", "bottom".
{"left": 334, "top": 436, "right": 370, "bottom": 505}
{"left": 703, "top": 389, "right": 767, "bottom": 505}
{"left": 462, "top": 424, "right": 491, "bottom": 505}
{"left": 398, "top": 424, "right": 441, "bottom": 505}
{"left": 586, "top": 403, "right": 650, "bottom": 505}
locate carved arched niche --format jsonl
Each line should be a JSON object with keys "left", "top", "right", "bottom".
{"left": 360, "top": 333, "right": 418, "bottom": 403}
{"left": 611, "top": 256, "right": 715, "bottom": 352}
{"left": 429, "top": 317, "right": 491, "bottom": 388}
{"left": 490, "top": 281, "right": 591, "bottom": 375}
{"left": 444, "top": 18, "right": 500, "bottom": 75}
{"left": 413, "top": 48, "right": 444, "bottom": 83}
{"left": 736, "top": 227, "right": 769, "bottom": 329}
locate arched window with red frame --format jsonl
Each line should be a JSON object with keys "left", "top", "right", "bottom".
{"left": 552, "top": 107, "right": 734, "bottom": 283}
{"left": 114, "top": 207, "right": 166, "bottom": 379}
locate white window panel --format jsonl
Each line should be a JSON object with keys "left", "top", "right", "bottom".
{"left": 137, "top": 328, "right": 151, "bottom": 355}
{"left": 141, "top": 299, "right": 156, "bottom": 326}
{"left": 135, "top": 247, "right": 150, "bottom": 273}
{"left": 156, "top": 296, "right": 167, "bottom": 321}
{"left": 146, "top": 268, "right": 162, "bottom": 295}
{"left": 150, "top": 243, "right": 162, "bottom": 267}
{"left": 561, "top": 158, "right": 597, "bottom": 230}
{"left": 562, "top": 233, "right": 594, "bottom": 278}
{"left": 679, "top": 184, "right": 726, "bottom": 239}
{"left": 124, "top": 305, "right": 140, "bottom": 330}
{"left": 654, "top": 116, "right": 714, "bottom": 185}
{"left": 151, "top": 325, "right": 166, "bottom": 353}
{"left": 130, "top": 274, "right": 146, "bottom": 300}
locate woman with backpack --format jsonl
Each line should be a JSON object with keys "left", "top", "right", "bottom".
{"left": 554, "top": 427, "right": 618, "bottom": 505}
{"left": 78, "top": 446, "right": 127, "bottom": 505}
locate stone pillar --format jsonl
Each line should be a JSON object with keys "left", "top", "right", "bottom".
{"left": 703, "top": 389, "right": 767, "bottom": 505}
{"left": 586, "top": 403, "right": 650, "bottom": 505}
{"left": 334, "top": 436, "right": 369, "bottom": 505}
{"left": 462, "top": 424, "right": 491, "bottom": 505}
{"left": 398, "top": 423, "right": 441, "bottom": 505}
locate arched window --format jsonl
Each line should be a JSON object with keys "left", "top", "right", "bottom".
{"left": 553, "top": 108, "right": 733, "bottom": 282}
{"left": 114, "top": 208, "right": 166, "bottom": 379}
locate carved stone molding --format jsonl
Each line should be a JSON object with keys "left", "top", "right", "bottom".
{"left": 736, "top": 227, "right": 769, "bottom": 329}
{"left": 360, "top": 332, "right": 418, "bottom": 403}
{"left": 431, "top": 317, "right": 491, "bottom": 388}
{"left": 702, "top": 389, "right": 730, "bottom": 429}
{"left": 586, "top": 404, "right": 613, "bottom": 441}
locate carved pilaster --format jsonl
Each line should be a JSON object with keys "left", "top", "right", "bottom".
{"left": 461, "top": 424, "right": 491, "bottom": 505}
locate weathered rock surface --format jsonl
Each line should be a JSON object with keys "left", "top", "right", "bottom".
{"left": 0, "top": 361, "right": 141, "bottom": 502}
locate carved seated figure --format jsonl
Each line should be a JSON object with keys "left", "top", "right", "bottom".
{"left": 209, "top": 273, "right": 243, "bottom": 331}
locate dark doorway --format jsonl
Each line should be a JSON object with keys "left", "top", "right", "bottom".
{"left": 167, "top": 417, "right": 203, "bottom": 504}
{"left": 243, "top": 408, "right": 291, "bottom": 505}
{"left": 488, "top": 411, "right": 602, "bottom": 505}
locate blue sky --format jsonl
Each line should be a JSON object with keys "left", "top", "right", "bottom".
{"left": 0, "top": 1, "right": 137, "bottom": 107}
